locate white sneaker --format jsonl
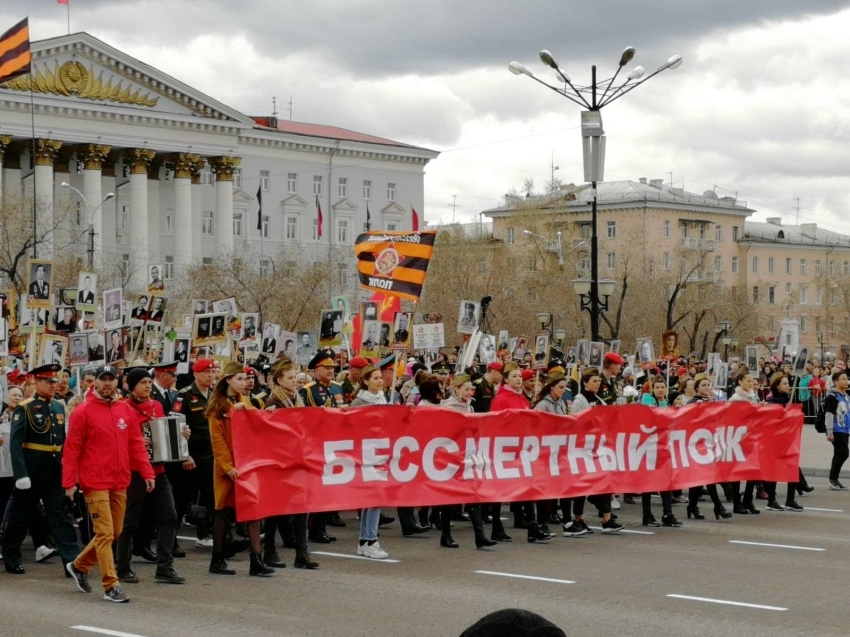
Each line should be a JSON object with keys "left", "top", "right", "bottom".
{"left": 611, "top": 497, "right": 621, "bottom": 510}
{"left": 35, "top": 545, "right": 58, "bottom": 563}
{"left": 360, "top": 542, "right": 388, "bottom": 560}
{"left": 356, "top": 543, "right": 366, "bottom": 556}
{"left": 194, "top": 538, "right": 214, "bottom": 548}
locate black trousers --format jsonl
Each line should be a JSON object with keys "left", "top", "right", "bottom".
{"left": 763, "top": 480, "right": 797, "bottom": 505}
{"left": 830, "top": 433, "right": 850, "bottom": 481}
{"left": 182, "top": 456, "right": 214, "bottom": 538}
{"left": 166, "top": 462, "right": 189, "bottom": 532}
{"left": 115, "top": 472, "right": 178, "bottom": 572}
{"left": 560, "top": 497, "right": 585, "bottom": 519}
{"left": 641, "top": 491, "right": 673, "bottom": 517}
{"left": 264, "top": 513, "right": 308, "bottom": 551}
{"left": 397, "top": 506, "right": 418, "bottom": 530}
{"left": 2, "top": 477, "right": 79, "bottom": 568}
{"left": 689, "top": 484, "right": 722, "bottom": 508}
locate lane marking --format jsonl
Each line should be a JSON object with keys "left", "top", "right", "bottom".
{"left": 177, "top": 535, "right": 202, "bottom": 542}
{"left": 729, "top": 540, "right": 825, "bottom": 552}
{"left": 586, "top": 526, "right": 655, "bottom": 535}
{"left": 804, "top": 507, "right": 844, "bottom": 513}
{"left": 666, "top": 594, "right": 787, "bottom": 611}
{"left": 72, "top": 627, "right": 150, "bottom": 637}
{"left": 311, "top": 551, "right": 400, "bottom": 563}
{"left": 475, "top": 570, "right": 575, "bottom": 584}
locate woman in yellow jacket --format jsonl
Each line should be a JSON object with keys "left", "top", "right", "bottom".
{"left": 206, "top": 361, "right": 274, "bottom": 577}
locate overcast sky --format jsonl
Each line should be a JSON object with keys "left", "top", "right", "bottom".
{"left": 5, "top": 0, "right": 850, "bottom": 230}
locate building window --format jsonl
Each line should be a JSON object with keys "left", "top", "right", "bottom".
{"left": 363, "top": 180, "right": 372, "bottom": 200}
{"left": 768, "top": 257, "right": 774, "bottom": 274}
{"left": 769, "top": 316, "right": 775, "bottom": 332}
{"left": 337, "top": 219, "right": 349, "bottom": 244}
{"left": 732, "top": 226, "right": 739, "bottom": 241}
{"left": 261, "top": 215, "right": 269, "bottom": 239}
{"left": 287, "top": 173, "right": 296, "bottom": 194}
{"left": 830, "top": 289, "right": 837, "bottom": 305}
{"left": 699, "top": 224, "right": 706, "bottom": 240}
{"left": 815, "top": 259, "right": 822, "bottom": 275}
{"left": 800, "top": 259, "right": 806, "bottom": 275}
{"left": 580, "top": 224, "right": 590, "bottom": 239}
{"left": 202, "top": 257, "right": 213, "bottom": 266}
{"left": 233, "top": 168, "right": 243, "bottom": 189}
{"left": 506, "top": 228, "right": 515, "bottom": 244}
{"left": 606, "top": 252, "right": 616, "bottom": 269}
{"left": 387, "top": 221, "right": 398, "bottom": 232}
{"left": 715, "top": 225, "right": 722, "bottom": 242}
{"left": 313, "top": 176, "right": 323, "bottom": 196}
{"left": 681, "top": 224, "right": 689, "bottom": 239}
{"left": 662, "top": 252, "right": 670, "bottom": 271}
{"left": 478, "top": 261, "right": 486, "bottom": 275}
{"left": 768, "top": 286, "right": 776, "bottom": 304}
{"left": 312, "top": 219, "right": 318, "bottom": 241}
{"left": 120, "top": 254, "right": 130, "bottom": 277}
{"left": 606, "top": 221, "right": 616, "bottom": 239}
{"left": 164, "top": 210, "right": 173, "bottom": 235}
{"left": 786, "top": 282, "right": 792, "bottom": 294}
{"left": 232, "top": 212, "right": 243, "bottom": 238}
{"left": 260, "top": 258, "right": 271, "bottom": 278}
{"left": 338, "top": 177, "right": 347, "bottom": 198}
{"left": 663, "top": 220, "right": 670, "bottom": 238}
{"left": 786, "top": 258, "right": 792, "bottom": 274}
{"left": 800, "top": 286, "right": 808, "bottom": 304}
{"left": 753, "top": 286, "right": 759, "bottom": 304}
{"left": 387, "top": 183, "right": 396, "bottom": 201}
{"left": 164, "top": 256, "right": 174, "bottom": 280}
{"left": 715, "top": 255, "right": 722, "bottom": 272}
{"left": 202, "top": 211, "right": 214, "bottom": 235}
{"left": 829, "top": 260, "right": 835, "bottom": 276}
{"left": 259, "top": 170, "right": 269, "bottom": 192}
{"left": 337, "top": 263, "right": 348, "bottom": 288}
{"left": 816, "top": 289, "right": 823, "bottom": 305}
{"left": 845, "top": 261, "right": 850, "bottom": 275}
{"left": 731, "top": 256, "right": 739, "bottom": 273}
{"left": 286, "top": 216, "right": 297, "bottom": 240}
{"left": 200, "top": 171, "right": 215, "bottom": 186}
{"left": 752, "top": 256, "right": 759, "bottom": 274}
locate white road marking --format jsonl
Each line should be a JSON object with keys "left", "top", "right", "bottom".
{"left": 72, "top": 627, "right": 150, "bottom": 637}
{"left": 176, "top": 535, "right": 200, "bottom": 542}
{"left": 475, "top": 570, "right": 575, "bottom": 584}
{"left": 729, "top": 540, "right": 825, "bottom": 552}
{"left": 586, "top": 526, "right": 655, "bottom": 535}
{"left": 804, "top": 507, "right": 844, "bottom": 513}
{"left": 667, "top": 594, "right": 787, "bottom": 611}
{"left": 311, "top": 551, "right": 400, "bottom": 563}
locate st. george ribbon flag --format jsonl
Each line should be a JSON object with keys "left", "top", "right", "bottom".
{"left": 231, "top": 402, "right": 803, "bottom": 521}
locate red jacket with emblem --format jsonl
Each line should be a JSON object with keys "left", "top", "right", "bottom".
{"left": 123, "top": 396, "right": 166, "bottom": 476}
{"left": 490, "top": 386, "right": 531, "bottom": 412}
{"left": 62, "top": 390, "right": 154, "bottom": 491}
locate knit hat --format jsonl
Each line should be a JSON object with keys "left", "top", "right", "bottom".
{"left": 126, "top": 367, "right": 151, "bottom": 393}
{"left": 459, "top": 609, "right": 566, "bottom": 637}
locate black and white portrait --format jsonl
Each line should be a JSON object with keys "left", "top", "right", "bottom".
{"left": 193, "top": 299, "right": 209, "bottom": 315}
{"left": 261, "top": 323, "right": 279, "bottom": 354}
{"left": 296, "top": 331, "right": 317, "bottom": 366}
{"left": 240, "top": 312, "right": 259, "bottom": 344}
{"left": 54, "top": 306, "right": 78, "bottom": 333}
{"left": 174, "top": 338, "right": 189, "bottom": 363}
{"left": 147, "top": 296, "right": 167, "bottom": 323}
{"left": 318, "top": 309, "right": 343, "bottom": 347}
{"left": 70, "top": 334, "right": 88, "bottom": 366}
{"left": 212, "top": 297, "right": 240, "bottom": 331}
{"left": 534, "top": 334, "right": 550, "bottom": 368}
{"left": 276, "top": 330, "right": 296, "bottom": 360}
{"left": 361, "top": 301, "right": 379, "bottom": 323}
{"left": 589, "top": 341, "right": 604, "bottom": 367}
{"left": 27, "top": 260, "right": 53, "bottom": 308}
{"left": 148, "top": 264, "right": 165, "bottom": 295}
{"left": 457, "top": 300, "right": 480, "bottom": 335}
{"left": 40, "top": 334, "right": 67, "bottom": 366}
{"left": 87, "top": 330, "right": 104, "bottom": 363}
{"left": 103, "top": 288, "right": 123, "bottom": 331}
{"left": 637, "top": 337, "right": 656, "bottom": 367}
{"left": 577, "top": 339, "right": 589, "bottom": 365}
{"left": 478, "top": 334, "right": 496, "bottom": 364}
{"left": 392, "top": 312, "right": 412, "bottom": 348}
{"left": 76, "top": 272, "right": 97, "bottom": 311}
{"left": 360, "top": 320, "right": 381, "bottom": 355}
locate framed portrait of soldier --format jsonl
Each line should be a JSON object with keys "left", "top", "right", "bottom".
{"left": 103, "top": 288, "right": 123, "bottom": 331}
{"left": 360, "top": 321, "right": 381, "bottom": 358}
{"left": 39, "top": 334, "right": 67, "bottom": 367}
{"left": 192, "top": 314, "right": 212, "bottom": 347}
{"left": 589, "top": 341, "right": 604, "bottom": 367}
{"left": 105, "top": 329, "right": 124, "bottom": 364}
{"left": 478, "top": 334, "right": 497, "bottom": 364}
{"left": 77, "top": 272, "right": 98, "bottom": 312}
{"left": 566, "top": 347, "right": 577, "bottom": 366}
{"left": 706, "top": 352, "right": 720, "bottom": 377}
{"left": 147, "top": 296, "right": 167, "bottom": 324}
{"left": 497, "top": 330, "right": 510, "bottom": 358}
{"left": 192, "top": 300, "right": 210, "bottom": 315}
{"left": 148, "top": 264, "right": 165, "bottom": 296}
{"left": 296, "top": 331, "right": 317, "bottom": 366}
{"left": 360, "top": 301, "right": 379, "bottom": 323}
{"left": 577, "top": 339, "right": 589, "bottom": 366}
{"left": 637, "top": 337, "right": 656, "bottom": 368}
{"left": 240, "top": 313, "right": 260, "bottom": 347}
{"left": 86, "top": 330, "right": 104, "bottom": 363}
{"left": 713, "top": 362, "right": 729, "bottom": 389}
{"left": 27, "top": 259, "right": 53, "bottom": 309}
{"left": 792, "top": 348, "right": 808, "bottom": 376}
{"left": 69, "top": 333, "right": 88, "bottom": 366}
{"left": 331, "top": 296, "right": 351, "bottom": 321}
{"left": 512, "top": 336, "right": 529, "bottom": 361}
{"left": 533, "top": 334, "right": 550, "bottom": 369}
{"left": 54, "top": 306, "right": 78, "bottom": 333}
{"left": 212, "top": 297, "right": 240, "bottom": 331}
{"left": 276, "top": 330, "right": 297, "bottom": 360}
{"left": 173, "top": 335, "right": 190, "bottom": 365}
{"left": 610, "top": 340, "right": 621, "bottom": 355}
{"left": 457, "top": 300, "right": 480, "bottom": 335}
{"left": 392, "top": 312, "right": 412, "bottom": 350}
{"left": 661, "top": 330, "right": 679, "bottom": 359}
{"left": 129, "top": 294, "right": 149, "bottom": 323}
{"left": 261, "top": 323, "right": 279, "bottom": 355}
{"left": 745, "top": 345, "right": 759, "bottom": 372}
{"left": 318, "top": 309, "right": 343, "bottom": 348}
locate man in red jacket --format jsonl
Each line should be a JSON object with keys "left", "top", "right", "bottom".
{"left": 63, "top": 365, "right": 155, "bottom": 603}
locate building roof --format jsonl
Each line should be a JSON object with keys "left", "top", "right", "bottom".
{"left": 251, "top": 117, "right": 436, "bottom": 153}
{"left": 482, "top": 178, "right": 753, "bottom": 217}
{"left": 743, "top": 220, "right": 850, "bottom": 248}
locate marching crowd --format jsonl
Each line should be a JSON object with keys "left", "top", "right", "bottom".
{"left": 0, "top": 343, "right": 846, "bottom": 604}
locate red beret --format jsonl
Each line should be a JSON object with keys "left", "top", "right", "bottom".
{"left": 193, "top": 359, "right": 216, "bottom": 373}
{"left": 677, "top": 368, "right": 689, "bottom": 377}
{"left": 604, "top": 352, "right": 624, "bottom": 365}
{"left": 350, "top": 356, "right": 370, "bottom": 369}
{"left": 521, "top": 369, "right": 536, "bottom": 381}
{"left": 487, "top": 362, "right": 503, "bottom": 372}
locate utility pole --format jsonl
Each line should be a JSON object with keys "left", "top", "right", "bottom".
{"left": 287, "top": 96, "right": 293, "bottom": 121}
{"left": 447, "top": 195, "right": 462, "bottom": 224}
{"left": 795, "top": 198, "right": 801, "bottom": 224}
{"left": 272, "top": 96, "right": 278, "bottom": 118}
{"left": 549, "top": 152, "right": 559, "bottom": 190}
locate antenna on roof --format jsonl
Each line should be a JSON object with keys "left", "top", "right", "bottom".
{"left": 272, "top": 97, "right": 278, "bottom": 118}
{"left": 287, "top": 96, "right": 293, "bottom": 121}
{"left": 795, "top": 197, "right": 800, "bottom": 224}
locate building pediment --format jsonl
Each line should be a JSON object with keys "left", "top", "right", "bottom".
{"left": 281, "top": 194, "right": 309, "bottom": 206}
{"left": 0, "top": 32, "right": 252, "bottom": 124}
{"left": 233, "top": 188, "right": 255, "bottom": 204}
{"left": 382, "top": 202, "right": 405, "bottom": 214}
{"left": 332, "top": 198, "right": 359, "bottom": 212}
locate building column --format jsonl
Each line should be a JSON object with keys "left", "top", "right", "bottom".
{"left": 128, "top": 149, "right": 155, "bottom": 290}
{"left": 33, "top": 139, "right": 62, "bottom": 258}
{"left": 171, "top": 153, "right": 200, "bottom": 267}
{"left": 52, "top": 152, "right": 72, "bottom": 258}
{"left": 81, "top": 144, "right": 111, "bottom": 268}
{"left": 0, "top": 136, "right": 10, "bottom": 201}
{"left": 2, "top": 145, "right": 22, "bottom": 202}
{"left": 101, "top": 161, "right": 117, "bottom": 264}
{"left": 190, "top": 159, "right": 205, "bottom": 264}
{"left": 208, "top": 156, "right": 241, "bottom": 256}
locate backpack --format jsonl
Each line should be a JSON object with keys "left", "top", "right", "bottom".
{"left": 815, "top": 406, "right": 826, "bottom": 434}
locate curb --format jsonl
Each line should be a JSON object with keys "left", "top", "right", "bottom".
{"left": 801, "top": 467, "right": 850, "bottom": 479}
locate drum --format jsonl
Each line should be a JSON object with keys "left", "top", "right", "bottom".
{"left": 149, "top": 415, "right": 190, "bottom": 463}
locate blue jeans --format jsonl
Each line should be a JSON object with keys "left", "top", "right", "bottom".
{"left": 359, "top": 507, "right": 382, "bottom": 541}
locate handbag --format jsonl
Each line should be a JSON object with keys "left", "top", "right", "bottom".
{"left": 185, "top": 494, "right": 207, "bottom": 526}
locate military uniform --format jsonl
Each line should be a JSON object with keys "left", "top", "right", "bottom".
{"left": 2, "top": 364, "right": 79, "bottom": 574}
{"left": 598, "top": 373, "right": 618, "bottom": 405}
{"left": 472, "top": 377, "right": 496, "bottom": 413}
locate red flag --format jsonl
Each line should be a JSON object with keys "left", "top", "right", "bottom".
{"left": 412, "top": 207, "right": 420, "bottom": 231}
{"left": 316, "top": 195, "right": 323, "bottom": 238}
{"left": 57, "top": 0, "right": 69, "bottom": 5}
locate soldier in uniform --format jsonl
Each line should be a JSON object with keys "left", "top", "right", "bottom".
{"left": 2, "top": 364, "right": 80, "bottom": 575}
{"left": 472, "top": 362, "right": 502, "bottom": 413}
{"left": 431, "top": 360, "right": 453, "bottom": 394}
{"left": 244, "top": 367, "right": 267, "bottom": 409}
{"left": 300, "top": 349, "right": 346, "bottom": 541}
{"left": 341, "top": 356, "right": 369, "bottom": 404}
{"left": 598, "top": 352, "right": 623, "bottom": 405}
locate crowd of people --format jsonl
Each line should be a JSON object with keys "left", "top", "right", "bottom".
{"left": 0, "top": 341, "right": 846, "bottom": 605}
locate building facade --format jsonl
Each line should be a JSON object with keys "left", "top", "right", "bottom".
{"left": 0, "top": 32, "right": 438, "bottom": 292}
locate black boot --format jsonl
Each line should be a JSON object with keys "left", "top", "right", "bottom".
{"left": 209, "top": 553, "right": 235, "bottom": 575}
{"left": 714, "top": 505, "right": 733, "bottom": 520}
{"left": 222, "top": 537, "right": 250, "bottom": 558}
{"left": 686, "top": 505, "right": 705, "bottom": 520}
{"left": 263, "top": 549, "right": 286, "bottom": 568}
{"left": 249, "top": 552, "right": 275, "bottom": 577}
{"left": 418, "top": 507, "right": 430, "bottom": 528}
{"left": 294, "top": 547, "right": 320, "bottom": 570}
{"left": 469, "top": 505, "right": 497, "bottom": 548}
{"left": 440, "top": 534, "right": 459, "bottom": 548}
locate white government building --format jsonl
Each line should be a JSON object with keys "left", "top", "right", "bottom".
{"left": 0, "top": 32, "right": 438, "bottom": 291}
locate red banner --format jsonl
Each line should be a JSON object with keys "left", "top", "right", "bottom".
{"left": 231, "top": 403, "right": 802, "bottom": 521}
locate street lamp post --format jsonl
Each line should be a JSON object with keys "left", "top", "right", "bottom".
{"left": 510, "top": 47, "right": 682, "bottom": 342}
{"left": 714, "top": 320, "right": 732, "bottom": 356}
{"left": 816, "top": 331, "right": 826, "bottom": 362}
{"left": 61, "top": 183, "right": 114, "bottom": 268}
{"left": 537, "top": 312, "right": 568, "bottom": 349}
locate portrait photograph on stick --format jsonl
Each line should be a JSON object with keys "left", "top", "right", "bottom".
{"left": 76, "top": 272, "right": 97, "bottom": 312}
{"left": 39, "top": 334, "right": 67, "bottom": 366}
{"left": 148, "top": 264, "right": 165, "bottom": 295}
{"left": 27, "top": 259, "right": 53, "bottom": 309}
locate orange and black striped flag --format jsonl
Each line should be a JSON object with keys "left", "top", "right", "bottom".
{"left": 354, "top": 230, "right": 437, "bottom": 302}
{"left": 0, "top": 18, "right": 30, "bottom": 84}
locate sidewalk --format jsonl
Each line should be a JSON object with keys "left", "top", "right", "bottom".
{"left": 800, "top": 424, "right": 847, "bottom": 478}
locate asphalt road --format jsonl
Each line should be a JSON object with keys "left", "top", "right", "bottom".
{"left": 2, "top": 484, "right": 848, "bottom": 637}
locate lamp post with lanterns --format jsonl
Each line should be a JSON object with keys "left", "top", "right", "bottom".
{"left": 537, "top": 312, "right": 567, "bottom": 348}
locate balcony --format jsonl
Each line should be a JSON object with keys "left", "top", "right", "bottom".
{"left": 684, "top": 270, "right": 717, "bottom": 284}
{"left": 681, "top": 237, "right": 716, "bottom": 251}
